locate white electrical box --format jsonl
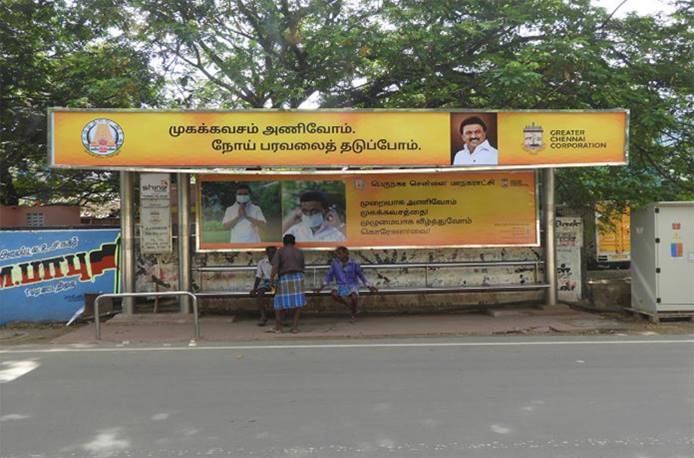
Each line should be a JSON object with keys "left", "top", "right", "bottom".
{"left": 631, "top": 202, "right": 694, "bottom": 313}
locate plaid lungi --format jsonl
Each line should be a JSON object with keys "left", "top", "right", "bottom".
{"left": 274, "top": 272, "right": 306, "bottom": 310}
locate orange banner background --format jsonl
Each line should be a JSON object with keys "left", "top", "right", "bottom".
{"left": 51, "top": 110, "right": 451, "bottom": 168}
{"left": 49, "top": 108, "right": 628, "bottom": 171}
{"left": 197, "top": 171, "right": 538, "bottom": 250}
{"left": 497, "top": 111, "right": 627, "bottom": 165}
{"left": 51, "top": 109, "right": 627, "bottom": 170}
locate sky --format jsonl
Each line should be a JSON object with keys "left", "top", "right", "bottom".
{"left": 592, "top": 0, "right": 676, "bottom": 17}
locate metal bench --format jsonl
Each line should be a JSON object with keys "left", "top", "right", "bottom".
{"left": 194, "top": 260, "right": 549, "bottom": 298}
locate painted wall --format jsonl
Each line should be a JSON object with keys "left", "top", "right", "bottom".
{"left": 0, "top": 229, "right": 120, "bottom": 324}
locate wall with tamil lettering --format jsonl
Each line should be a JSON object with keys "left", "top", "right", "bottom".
{"left": 0, "top": 229, "right": 120, "bottom": 324}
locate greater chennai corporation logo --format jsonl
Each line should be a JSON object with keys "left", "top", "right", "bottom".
{"left": 522, "top": 122, "right": 544, "bottom": 154}
{"left": 81, "top": 119, "right": 124, "bottom": 157}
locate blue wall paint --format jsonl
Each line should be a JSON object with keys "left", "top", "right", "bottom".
{"left": 0, "top": 229, "right": 120, "bottom": 324}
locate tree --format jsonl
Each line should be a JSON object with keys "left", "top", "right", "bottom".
{"left": 0, "top": 0, "right": 162, "bottom": 207}
{"left": 130, "top": 0, "right": 379, "bottom": 108}
{"left": 322, "top": 0, "right": 693, "bottom": 208}
{"left": 4, "top": 0, "right": 691, "bottom": 210}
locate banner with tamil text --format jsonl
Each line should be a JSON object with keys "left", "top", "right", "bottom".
{"left": 50, "top": 109, "right": 627, "bottom": 170}
{"left": 197, "top": 171, "right": 538, "bottom": 250}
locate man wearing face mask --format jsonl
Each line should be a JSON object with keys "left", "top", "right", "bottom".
{"left": 282, "top": 190, "right": 346, "bottom": 242}
{"left": 452, "top": 116, "right": 498, "bottom": 166}
{"left": 222, "top": 184, "right": 267, "bottom": 243}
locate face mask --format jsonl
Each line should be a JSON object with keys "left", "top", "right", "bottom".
{"left": 236, "top": 194, "right": 250, "bottom": 204}
{"left": 302, "top": 212, "right": 324, "bottom": 228}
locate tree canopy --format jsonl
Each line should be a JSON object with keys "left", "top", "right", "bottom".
{"left": 0, "top": 0, "right": 162, "bottom": 207}
{"left": 2, "top": 0, "right": 692, "bottom": 210}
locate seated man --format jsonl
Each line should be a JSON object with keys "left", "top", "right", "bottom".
{"left": 250, "top": 246, "right": 277, "bottom": 326}
{"left": 315, "top": 246, "right": 377, "bottom": 321}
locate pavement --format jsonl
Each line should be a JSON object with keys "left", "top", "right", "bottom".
{"left": 2, "top": 336, "right": 694, "bottom": 458}
{"left": 3, "top": 304, "right": 693, "bottom": 346}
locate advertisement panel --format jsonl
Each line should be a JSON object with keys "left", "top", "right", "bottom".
{"left": 0, "top": 229, "right": 120, "bottom": 324}
{"left": 50, "top": 109, "right": 627, "bottom": 171}
{"left": 139, "top": 173, "right": 172, "bottom": 254}
{"left": 596, "top": 204, "right": 631, "bottom": 263}
{"left": 556, "top": 217, "right": 583, "bottom": 302}
{"left": 197, "top": 171, "right": 538, "bottom": 250}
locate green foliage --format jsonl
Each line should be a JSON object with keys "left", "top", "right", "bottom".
{"left": 2, "top": 0, "right": 692, "bottom": 210}
{"left": 0, "top": 0, "right": 163, "bottom": 206}
{"left": 127, "top": 0, "right": 692, "bottom": 209}
{"left": 130, "top": 0, "right": 379, "bottom": 108}
{"left": 327, "top": 0, "right": 693, "bottom": 209}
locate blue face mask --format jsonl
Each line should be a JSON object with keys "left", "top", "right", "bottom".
{"left": 302, "top": 212, "right": 324, "bottom": 228}
{"left": 236, "top": 194, "right": 250, "bottom": 204}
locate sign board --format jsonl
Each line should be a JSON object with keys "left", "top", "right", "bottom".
{"left": 139, "top": 173, "right": 172, "bottom": 254}
{"left": 0, "top": 229, "right": 120, "bottom": 324}
{"left": 140, "top": 172, "right": 171, "bottom": 201}
{"left": 197, "top": 171, "right": 538, "bottom": 250}
{"left": 49, "top": 109, "right": 628, "bottom": 171}
{"left": 556, "top": 217, "right": 583, "bottom": 302}
{"left": 596, "top": 204, "right": 630, "bottom": 262}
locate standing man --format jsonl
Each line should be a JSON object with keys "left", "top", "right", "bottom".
{"left": 269, "top": 234, "right": 306, "bottom": 333}
{"left": 282, "top": 190, "right": 346, "bottom": 242}
{"left": 453, "top": 116, "right": 499, "bottom": 166}
{"left": 250, "top": 246, "right": 277, "bottom": 326}
{"left": 315, "top": 246, "right": 377, "bottom": 322}
{"left": 222, "top": 184, "right": 266, "bottom": 243}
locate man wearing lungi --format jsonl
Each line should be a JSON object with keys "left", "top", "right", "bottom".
{"left": 315, "top": 246, "right": 378, "bottom": 322}
{"left": 269, "top": 234, "right": 306, "bottom": 333}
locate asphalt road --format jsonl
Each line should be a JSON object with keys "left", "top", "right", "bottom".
{"left": 1, "top": 337, "right": 693, "bottom": 458}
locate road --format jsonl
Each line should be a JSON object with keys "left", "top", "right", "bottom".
{"left": 1, "top": 337, "right": 693, "bottom": 457}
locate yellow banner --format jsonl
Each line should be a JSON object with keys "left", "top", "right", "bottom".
{"left": 497, "top": 112, "right": 627, "bottom": 165}
{"left": 595, "top": 204, "right": 631, "bottom": 262}
{"left": 51, "top": 111, "right": 450, "bottom": 168}
{"left": 197, "top": 171, "right": 538, "bottom": 250}
{"left": 50, "top": 109, "right": 627, "bottom": 170}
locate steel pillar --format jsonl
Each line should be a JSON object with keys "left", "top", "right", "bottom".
{"left": 119, "top": 172, "right": 135, "bottom": 314}
{"left": 177, "top": 173, "right": 191, "bottom": 313}
{"left": 543, "top": 168, "right": 557, "bottom": 306}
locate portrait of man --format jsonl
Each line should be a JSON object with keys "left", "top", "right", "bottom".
{"left": 222, "top": 183, "right": 267, "bottom": 243}
{"left": 451, "top": 114, "right": 499, "bottom": 166}
{"left": 282, "top": 188, "right": 346, "bottom": 243}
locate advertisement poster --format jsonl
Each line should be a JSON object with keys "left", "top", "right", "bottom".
{"left": 556, "top": 217, "right": 583, "bottom": 302}
{"left": 197, "top": 171, "right": 538, "bottom": 250}
{"left": 0, "top": 229, "right": 120, "bottom": 324}
{"left": 50, "top": 109, "right": 627, "bottom": 170}
{"left": 596, "top": 204, "right": 631, "bottom": 262}
{"left": 139, "top": 173, "right": 172, "bottom": 254}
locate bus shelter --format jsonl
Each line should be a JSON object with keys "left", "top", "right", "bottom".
{"left": 48, "top": 109, "right": 629, "bottom": 316}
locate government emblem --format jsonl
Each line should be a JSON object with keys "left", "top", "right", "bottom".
{"left": 81, "top": 119, "right": 124, "bottom": 157}
{"left": 522, "top": 122, "right": 544, "bottom": 153}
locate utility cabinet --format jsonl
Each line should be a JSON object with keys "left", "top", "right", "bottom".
{"left": 631, "top": 202, "right": 694, "bottom": 313}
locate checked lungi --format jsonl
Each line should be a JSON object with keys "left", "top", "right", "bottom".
{"left": 273, "top": 272, "right": 306, "bottom": 311}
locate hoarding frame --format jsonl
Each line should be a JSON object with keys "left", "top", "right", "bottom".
{"left": 193, "top": 170, "right": 541, "bottom": 252}
{"left": 48, "top": 108, "right": 630, "bottom": 173}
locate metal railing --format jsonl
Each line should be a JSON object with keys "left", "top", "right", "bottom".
{"left": 94, "top": 292, "right": 199, "bottom": 341}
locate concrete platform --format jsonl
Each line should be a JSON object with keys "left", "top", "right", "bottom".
{"left": 49, "top": 306, "right": 626, "bottom": 344}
